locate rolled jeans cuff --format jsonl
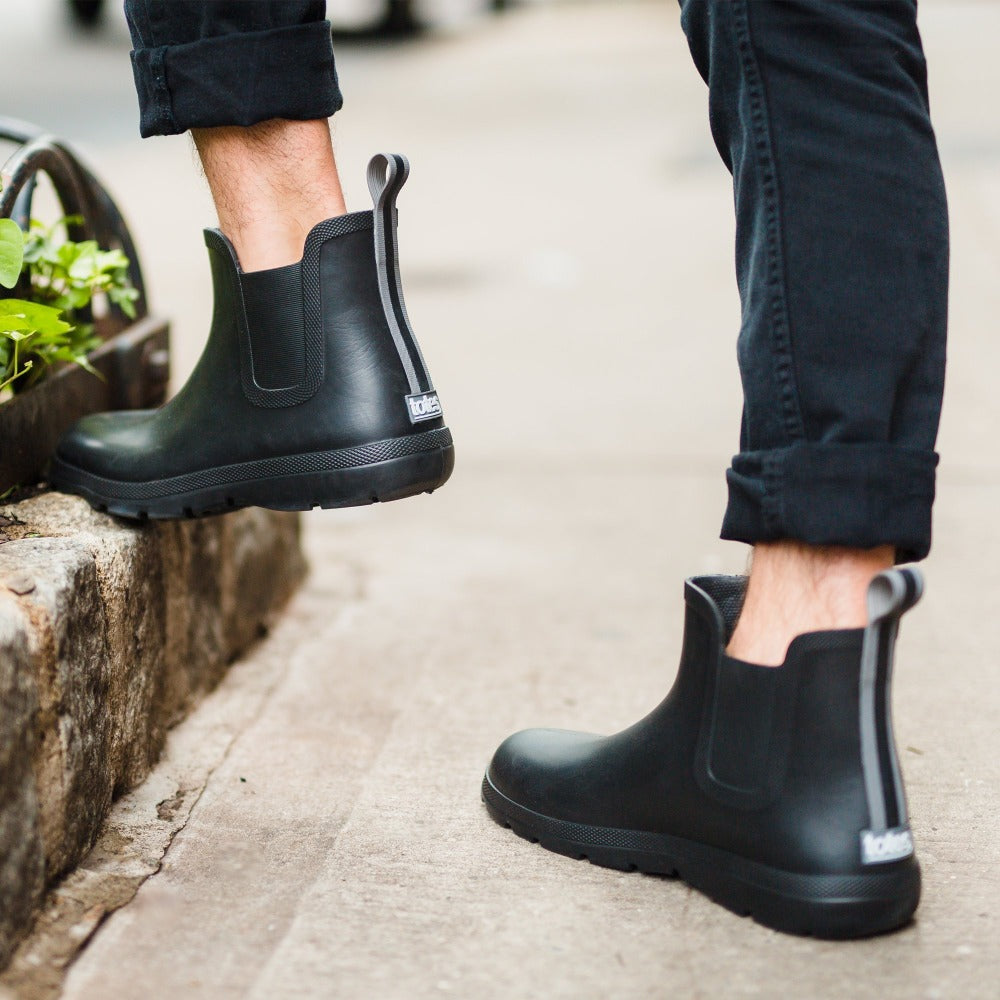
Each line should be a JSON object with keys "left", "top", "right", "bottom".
{"left": 130, "top": 22, "right": 343, "bottom": 137}
{"left": 721, "top": 443, "right": 938, "bottom": 563}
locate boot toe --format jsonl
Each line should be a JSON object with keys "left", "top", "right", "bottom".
{"left": 55, "top": 410, "right": 157, "bottom": 479}
{"left": 487, "top": 728, "right": 605, "bottom": 819}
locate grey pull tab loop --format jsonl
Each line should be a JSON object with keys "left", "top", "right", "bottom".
{"left": 367, "top": 151, "right": 410, "bottom": 209}
{"left": 858, "top": 568, "right": 923, "bottom": 864}
{"left": 365, "top": 153, "right": 434, "bottom": 404}
{"left": 866, "top": 567, "right": 923, "bottom": 626}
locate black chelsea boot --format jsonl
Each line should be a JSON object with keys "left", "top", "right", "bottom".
{"left": 483, "top": 569, "right": 924, "bottom": 939}
{"left": 49, "top": 153, "right": 454, "bottom": 519}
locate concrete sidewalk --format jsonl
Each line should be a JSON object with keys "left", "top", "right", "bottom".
{"left": 4, "top": 1, "right": 1000, "bottom": 996}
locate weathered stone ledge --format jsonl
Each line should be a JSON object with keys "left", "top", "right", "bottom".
{"left": 0, "top": 494, "right": 306, "bottom": 969}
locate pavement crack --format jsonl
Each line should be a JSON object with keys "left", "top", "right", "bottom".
{"left": 2, "top": 576, "right": 356, "bottom": 1000}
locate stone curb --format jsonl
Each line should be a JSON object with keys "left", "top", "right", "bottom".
{"left": 0, "top": 493, "right": 307, "bottom": 969}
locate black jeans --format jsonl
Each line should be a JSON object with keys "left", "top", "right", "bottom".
{"left": 126, "top": 0, "right": 948, "bottom": 562}
{"left": 681, "top": 0, "right": 947, "bottom": 562}
{"left": 124, "top": 1, "right": 342, "bottom": 137}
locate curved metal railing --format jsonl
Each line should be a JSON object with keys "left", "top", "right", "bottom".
{"left": 0, "top": 116, "right": 148, "bottom": 335}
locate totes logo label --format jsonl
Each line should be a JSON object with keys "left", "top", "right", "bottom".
{"left": 406, "top": 391, "right": 442, "bottom": 423}
{"left": 860, "top": 826, "right": 914, "bottom": 865}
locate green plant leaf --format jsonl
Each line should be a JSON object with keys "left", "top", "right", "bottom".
{"left": 96, "top": 248, "right": 130, "bottom": 271}
{"left": 0, "top": 298, "right": 73, "bottom": 336}
{"left": 0, "top": 357, "right": 33, "bottom": 393}
{"left": 0, "top": 317, "right": 34, "bottom": 334}
{"left": 2, "top": 216, "right": 139, "bottom": 392}
{"left": 65, "top": 352, "right": 102, "bottom": 379}
{"left": 0, "top": 219, "right": 25, "bottom": 288}
{"left": 108, "top": 284, "right": 139, "bottom": 318}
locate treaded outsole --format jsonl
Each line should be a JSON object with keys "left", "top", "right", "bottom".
{"left": 481, "top": 772, "right": 920, "bottom": 939}
{"left": 49, "top": 432, "right": 454, "bottom": 521}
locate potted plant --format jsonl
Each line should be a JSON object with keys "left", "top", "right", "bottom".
{"left": 0, "top": 119, "right": 169, "bottom": 498}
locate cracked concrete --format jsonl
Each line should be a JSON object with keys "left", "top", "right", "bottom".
{"left": 0, "top": 495, "right": 306, "bottom": 974}
{"left": 0, "top": 554, "right": 334, "bottom": 1000}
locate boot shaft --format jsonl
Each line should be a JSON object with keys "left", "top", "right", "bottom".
{"left": 203, "top": 153, "right": 443, "bottom": 443}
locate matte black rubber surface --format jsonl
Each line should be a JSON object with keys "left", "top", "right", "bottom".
{"left": 482, "top": 772, "right": 918, "bottom": 940}
{"left": 52, "top": 163, "right": 453, "bottom": 522}
{"left": 49, "top": 432, "right": 453, "bottom": 520}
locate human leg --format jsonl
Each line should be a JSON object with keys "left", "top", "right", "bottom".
{"left": 727, "top": 542, "right": 893, "bottom": 666}
{"left": 483, "top": 0, "right": 947, "bottom": 936}
{"left": 192, "top": 120, "right": 347, "bottom": 271}
{"left": 684, "top": 0, "right": 947, "bottom": 665}
{"left": 125, "top": 0, "right": 347, "bottom": 269}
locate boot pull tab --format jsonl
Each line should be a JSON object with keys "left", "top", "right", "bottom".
{"left": 365, "top": 153, "right": 439, "bottom": 416}
{"left": 866, "top": 567, "right": 923, "bottom": 626}
{"left": 367, "top": 151, "right": 410, "bottom": 210}
{"left": 857, "top": 567, "right": 923, "bottom": 865}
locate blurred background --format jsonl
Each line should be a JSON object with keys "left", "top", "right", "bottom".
{"left": 0, "top": 0, "right": 725, "bottom": 469}
{"left": 2, "top": 0, "right": 1000, "bottom": 566}
{"left": 2, "top": 0, "right": 559, "bottom": 146}
{"left": 3, "top": 0, "right": 1000, "bottom": 584}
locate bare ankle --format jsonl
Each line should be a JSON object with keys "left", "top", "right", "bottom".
{"left": 193, "top": 119, "right": 348, "bottom": 271}
{"left": 726, "top": 541, "right": 894, "bottom": 667}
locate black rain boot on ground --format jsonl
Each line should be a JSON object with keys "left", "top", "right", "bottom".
{"left": 49, "top": 153, "right": 454, "bottom": 519}
{"left": 483, "top": 569, "right": 923, "bottom": 938}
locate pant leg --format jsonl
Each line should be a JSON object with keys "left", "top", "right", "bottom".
{"left": 124, "top": 1, "right": 342, "bottom": 137}
{"left": 679, "top": 0, "right": 948, "bottom": 563}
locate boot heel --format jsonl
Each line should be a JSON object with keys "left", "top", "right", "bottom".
{"left": 263, "top": 442, "right": 455, "bottom": 511}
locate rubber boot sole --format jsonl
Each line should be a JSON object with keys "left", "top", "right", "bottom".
{"left": 49, "top": 427, "right": 454, "bottom": 521}
{"left": 482, "top": 772, "right": 920, "bottom": 939}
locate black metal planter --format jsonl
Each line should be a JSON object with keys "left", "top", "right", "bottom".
{"left": 0, "top": 117, "right": 169, "bottom": 497}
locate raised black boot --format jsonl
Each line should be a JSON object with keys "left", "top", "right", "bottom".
{"left": 483, "top": 569, "right": 923, "bottom": 938}
{"left": 49, "top": 153, "right": 453, "bottom": 519}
